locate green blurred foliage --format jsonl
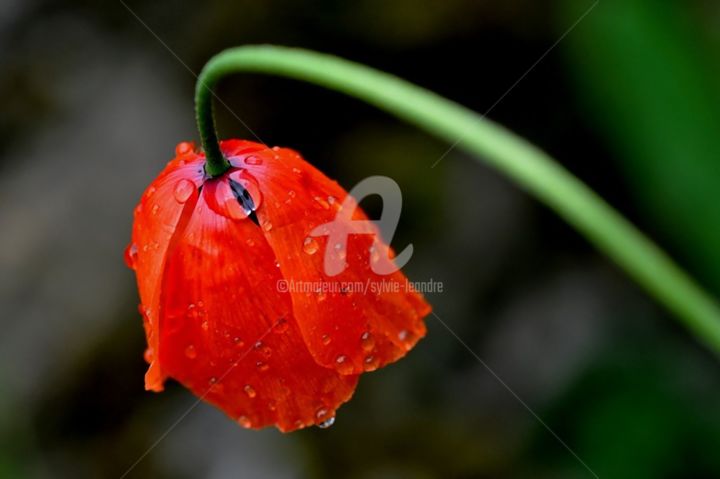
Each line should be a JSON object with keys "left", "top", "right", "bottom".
{"left": 561, "top": 0, "right": 720, "bottom": 291}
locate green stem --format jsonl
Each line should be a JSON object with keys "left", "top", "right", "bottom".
{"left": 195, "top": 45, "right": 720, "bottom": 355}
{"left": 195, "top": 65, "right": 231, "bottom": 176}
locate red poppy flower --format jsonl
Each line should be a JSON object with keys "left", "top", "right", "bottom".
{"left": 125, "top": 139, "right": 431, "bottom": 432}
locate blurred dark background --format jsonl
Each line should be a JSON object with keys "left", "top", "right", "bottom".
{"left": 2, "top": 0, "right": 720, "bottom": 477}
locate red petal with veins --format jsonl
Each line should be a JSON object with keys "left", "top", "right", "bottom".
{"left": 225, "top": 140, "right": 431, "bottom": 375}
{"left": 128, "top": 143, "right": 205, "bottom": 391}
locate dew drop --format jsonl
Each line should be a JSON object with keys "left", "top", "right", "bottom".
{"left": 313, "top": 196, "right": 329, "bottom": 210}
{"left": 268, "top": 401, "right": 277, "bottom": 411}
{"left": 173, "top": 179, "right": 195, "bottom": 203}
{"left": 243, "top": 384, "right": 257, "bottom": 398}
{"left": 317, "top": 417, "right": 335, "bottom": 429}
{"left": 124, "top": 243, "right": 138, "bottom": 269}
{"left": 208, "top": 169, "right": 263, "bottom": 221}
{"left": 233, "top": 336, "right": 245, "bottom": 347}
{"left": 292, "top": 167, "right": 301, "bottom": 175}
{"left": 175, "top": 141, "right": 193, "bottom": 155}
{"left": 335, "top": 355, "right": 353, "bottom": 374}
{"left": 398, "top": 329, "right": 415, "bottom": 350}
{"left": 321, "top": 334, "right": 332, "bottom": 346}
{"left": 244, "top": 155, "right": 263, "bottom": 166}
{"left": 209, "top": 376, "right": 217, "bottom": 385}
{"left": 201, "top": 320, "right": 209, "bottom": 331}
{"left": 143, "top": 347, "right": 153, "bottom": 363}
{"left": 184, "top": 344, "right": 197, "bottom": 359}
{"left": 151, "top": 204, "right": 159, "bottom": 216}
{"left": 237, "top": 416, "right": 252, "bottom": 428}
{"left": 364, "top": 355, "right": 380, "bottom": 371}
{"left": 316, "top": 408, "right": 329, "bottom": 419}
{"left": 360, "top": 332, "right": 375, "bottom": 352}
{"left": 256, "top": 361, "right": 270, "bottom": 372}
{"left": 303, "top": 237, "right": 319, "bottom": 255}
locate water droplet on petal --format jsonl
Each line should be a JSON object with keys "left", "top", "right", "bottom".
{"left": 151, "top": 204, "right": 159, "bottom": 215}
{"left": 173, "top": 179, "right": 195, "bottom": 203}
{"left": 237, "top": 416, "right": 252, "bottom": 428}
{"left": 124, "top": 243, "right": 138, "bottom": 269}
{"left": 398, "top": 330, "right": 415, "bottom": 350}
{"left": 243, "top": 384, "right": 257, "bottom": 398}
{"left": 360, "top": 332, "right": 375, "bottom": 352}
{"left": 175, "top": 142, "right": 193, "bottom": 155}
{"left": 364, "top": 355, "right": 380, "bottom": 371}
{"left": 256, "top": 361, "right": 269, "bottom": 372}
{"left": 335, "top": 354, "right": 353, "bottom": 374}
{"left": 317, "top": 416, "right": 335, "bottom": 429}
{"left": 208, "top": 169, "right": 263, "bottom": 221}
{"left": 233, "top": 336, "right": 245, "bottom": 347}
{"left": 303, "top": 237, "right": 319, "bottom": 255}
{"left": 268, "top": 401, "right": 277, "bottom": 411}
{"left": 313, "top": 196, "right": 329, "bottom": 210}
{"left": 316, "top": 408, "right": 328, "bottom": 419}
{"left": 321, "top": 334, "right": 332, "bottom": 346}
{"left": 143, "top": 347, "right": 153, "bottom": 363}
{"left": 244, "top": 155, "right": 263, "bottom": 165}
{"left": 201, "top": 320, "right": 209, "bottom": 331}
{"left": 184, "top": 344, "right": 197, "bottom": 359}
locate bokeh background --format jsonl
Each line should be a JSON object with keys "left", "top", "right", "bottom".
{"left": 2, "top": 0, "right": 720, "bottom": 477}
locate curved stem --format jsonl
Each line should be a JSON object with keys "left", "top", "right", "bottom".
{"left": 195, "top": 65, "right": 231, "bottom": 176}
{"left": 195, "top": 45, "right": 720, "bottom": 355}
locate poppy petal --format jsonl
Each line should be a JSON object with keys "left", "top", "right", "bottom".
{"left": 129, "top": 144, "right": 205, "bottom": 391}
{"left": 157, "top": 181, "right": 358, "bottom": 431}
{"left": 226, "top": 140, "right": 432, "bottom": 375}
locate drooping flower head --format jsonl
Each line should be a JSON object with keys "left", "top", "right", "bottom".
{"left": 126, "top": 139, "right": 430, "bottom": 432}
